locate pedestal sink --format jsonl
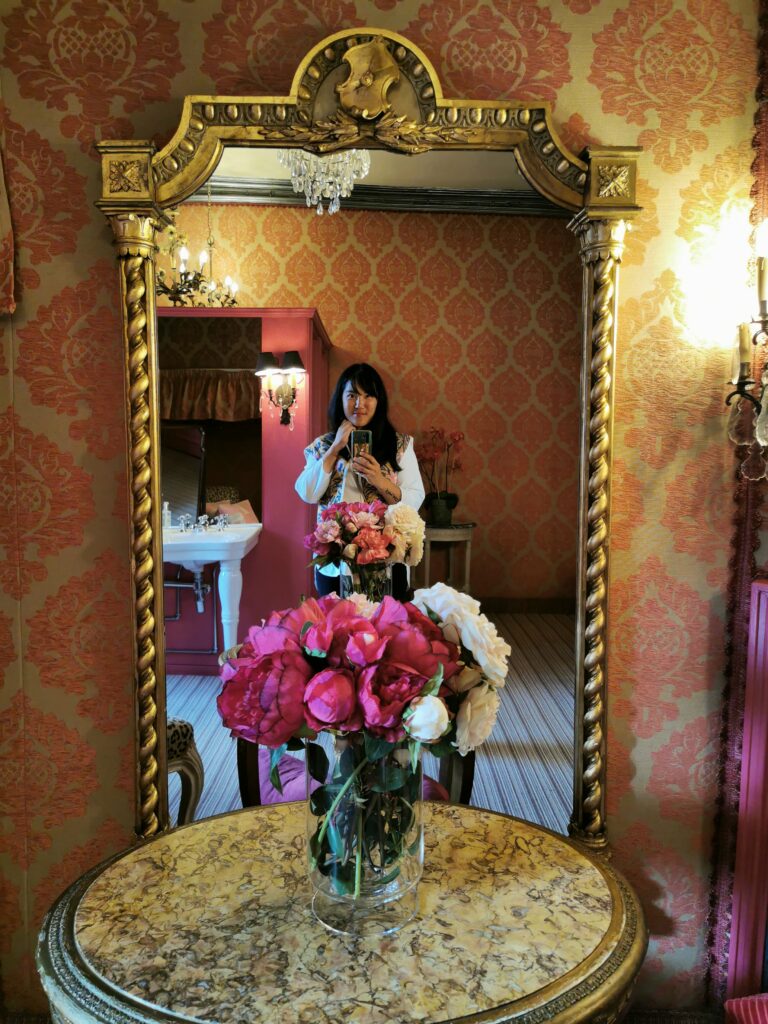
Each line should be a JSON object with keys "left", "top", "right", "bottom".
{"left": 162, "top": 524, "right": 262, "bottom": 650}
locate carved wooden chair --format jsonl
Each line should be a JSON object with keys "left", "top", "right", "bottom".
{"left": 167, "top": 718, "right": 205, "bottom": 825}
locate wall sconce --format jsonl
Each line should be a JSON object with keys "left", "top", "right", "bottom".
{"left": 726, "top": 221, "right": 768, "bottom": 476}
{"left": 255, "top": 350, "right": 306, "bottom": 429}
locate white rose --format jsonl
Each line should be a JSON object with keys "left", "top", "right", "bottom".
{"left": 404, "top": 695, "right": 450, "bottom": 743}
{"left": 343, "top": 592, "right": 378, "bottom": 617}
{"left": 447, "top": 664, "right": 482, "bottom": 694}
{"left": 455, "top": 684, "right": 500, "bottom": 755}
{"left": 412, "top": 583, "right": 511, "bottom": 686}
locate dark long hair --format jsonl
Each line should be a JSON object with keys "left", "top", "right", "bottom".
{"left": 328, "top": 363, "right": 401, "bottom": 471}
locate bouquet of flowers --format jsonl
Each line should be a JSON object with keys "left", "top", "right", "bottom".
{"left": 217, "top": 582, "right": 511, "bottom": 907}
{"left": 416, "top": 427, "right": 464, "bottom": 497}
{"left": 304, "top": 499, "right": 425, "bottom": 601}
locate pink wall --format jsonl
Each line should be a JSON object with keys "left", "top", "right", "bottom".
{"left": 164, "top": 309, "right": 328, "bottom": 673}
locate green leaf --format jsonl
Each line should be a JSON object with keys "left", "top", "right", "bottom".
{"left": 306, "top": 742, "right": 330, "bottom": 785}
{"left": 269, "top": 744, "right": 288, "bottom": 793}
{"left": 409, "top": 739, "right": 422, "bottom": 773}
{"left": 286, "top": 736, "right": 305, "bottom": 751}
{"left": 310, "top": 783, "right": 341, "bottom": 816}
{"left": 364, "top": 733, "right": 396, "bottom": 762}
{"left": 422, "top": 604, "right": 442, "bottom": 626}
{"left": 370, "top": 765, "right": 406, "bottom": 792}
{"left": 300, "top": 621, "right": 312, "bottom": 638}
{"left": 304, "top": 646, "right": 328, "bottom": 658}
{"left": 429, "top": 735, "right": 457, "bottom": 758}
{"left": 421, "top": 663, "right": 444, "bottom": 698}
{"left": 295, "top": 723, "right": 318, "bottom": 740}
{"left": 327, "top": 820, "right": 345, "bottom": 858}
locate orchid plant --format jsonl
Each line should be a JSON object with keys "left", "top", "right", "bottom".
{"left": 416, "top": 428, "right": 464, "bottom": 497}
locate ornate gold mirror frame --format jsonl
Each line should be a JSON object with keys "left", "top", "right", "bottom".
{"left": 96, "top": 27, "right": 639, "bottom": 848}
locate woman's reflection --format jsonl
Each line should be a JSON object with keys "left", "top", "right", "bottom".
{"left": 294, "top": 363, "right": 424, "bottom": 600}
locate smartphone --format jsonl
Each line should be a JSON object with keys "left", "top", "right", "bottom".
{"left": 350, "top": 429, "right": 372, "bottom": 459}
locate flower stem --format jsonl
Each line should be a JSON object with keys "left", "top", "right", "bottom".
{"left": 317, "top": 756, "right": 369, "bottom": 848}
{"left": 354, "top": 809, "right": 363, "bottom": 898}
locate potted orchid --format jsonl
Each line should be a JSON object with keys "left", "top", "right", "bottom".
{"left": 416, "top": 428, "right": 464, "bottom": 527}
{"left": 217, "top": 581, "right": 511, "bottom": 936}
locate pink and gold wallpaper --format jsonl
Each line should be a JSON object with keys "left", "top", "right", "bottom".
{"left": 0, "top": 0, "right": 758, "bottom": 1013}
{"left": 167, "top": 203, "right": 583, "bottom": 602}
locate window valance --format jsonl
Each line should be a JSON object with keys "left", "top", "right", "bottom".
{"left": 160, "top": 368, "right": 260, "bottom": 422}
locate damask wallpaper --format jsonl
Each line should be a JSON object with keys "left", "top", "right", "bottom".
{"left": 165, "top": 203, "right": 583, "bottom": 601}
{"left": 0, "top": 0, "right": 757, "bottom": 1013}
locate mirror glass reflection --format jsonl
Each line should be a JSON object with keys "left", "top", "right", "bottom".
{"left": 157, "top": 149, "right": 580, "bottom": 833}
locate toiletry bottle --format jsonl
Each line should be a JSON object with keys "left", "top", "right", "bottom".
{"left": 162, "top": 501, "right": 171, "bottom": 528}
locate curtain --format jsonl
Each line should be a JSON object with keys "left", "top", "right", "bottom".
{"left": 0, "top": 137, "right": 14, "bottom": 315}
{"left": 160, "top": 368, "right": 260, "bottom": 421}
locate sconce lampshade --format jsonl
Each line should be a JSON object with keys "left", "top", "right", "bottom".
{"left": 281, "top": 350, "right": 306, "bottom": 374}
{"left": 255, "top": 351, "right": 280, "bottom": 376}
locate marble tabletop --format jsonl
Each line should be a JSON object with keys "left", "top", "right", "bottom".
{"left": 37, "top": 802, "right": 647, "bottom": 1024}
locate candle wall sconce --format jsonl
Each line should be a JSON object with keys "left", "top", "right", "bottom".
{"left": 726, "top": 222, "right": 768, "bottom": 479}
{"left": 255, "top": 350, "right": 306, "bottom": 429}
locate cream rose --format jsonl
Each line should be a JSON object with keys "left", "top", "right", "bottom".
{"left": 404, "top": 694, "right": 450, "bottom": 743}
{"left": 384, "top": 502, "right": 425, "bottom": 567}
{"left": 447, "top": 664, "right": 482, "bottom": 694}
{"left": 455, "top": 684, "right": 500, "bottom": 756}
{"left": 412, "top": 583, "right": 511, "bottom": 686}
{"left": 343, "top": 592, "right": 378, "bottom": 617}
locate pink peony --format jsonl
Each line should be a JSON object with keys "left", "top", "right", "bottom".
{"left": 217, "top": 649, "right": 311, "bottom": 747}
{"left": 356, "top": 526, "right": 391, "bottom": 564}
{"left": 358, "top": 661, "right": 427, "bottom": 741}
{"left": 320, "top": 598, "right": 378, "bottom": 665}
{"left": 315, "top": 520, "right": 341, "bottom": 543}
{"left": 372, "top": 598, "right": 460, "bottom": 682}
{"left": 304, "top": 667, "right": 362, "bottom": 732}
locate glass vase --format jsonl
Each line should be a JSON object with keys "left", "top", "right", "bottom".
{"left": 339, "top": 561, "right": 392, "bottom": 603}
{"left": 306, "top": 734, "right": 424, "bottom": 936}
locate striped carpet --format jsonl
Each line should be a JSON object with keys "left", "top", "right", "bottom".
{"left": 168, "top": 612, "right": 575, "bottom": 834}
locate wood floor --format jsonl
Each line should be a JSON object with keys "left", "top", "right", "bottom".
{"left": 167, "top": 611, "right": 575, "bottom": 834}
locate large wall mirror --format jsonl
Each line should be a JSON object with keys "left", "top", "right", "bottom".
{"left": 97, "top": 27, "right": 639, "bottom": 848}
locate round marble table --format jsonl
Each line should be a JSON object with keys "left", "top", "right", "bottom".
{"left": 37, "top": 802, "right": 647, "bottom": 1024}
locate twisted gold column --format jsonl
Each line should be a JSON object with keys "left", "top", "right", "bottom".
{"left": 569, "top": 214, "right": 628, "bottom": 849}
{"left": 110, "top": 212, "right": 168, "bottom": 838}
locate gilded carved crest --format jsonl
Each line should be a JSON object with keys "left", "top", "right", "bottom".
{"left": 336, "top": 37, "right": 399, "bottom": 119}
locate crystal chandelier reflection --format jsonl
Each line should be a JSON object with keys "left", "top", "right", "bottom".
{"left": 156, "top": 184, "right": 239, "bottom": 307}
{"left": 277, "top": 149, "right": 371, "bottom": 215}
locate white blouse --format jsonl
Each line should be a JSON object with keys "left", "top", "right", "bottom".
{"left": 295, "top": 434, "right": 425, "bottom": 514}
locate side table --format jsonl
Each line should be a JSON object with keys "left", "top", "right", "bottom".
{"left": 421, "top": 521, "right": 476, "bottom": 593}
{"left": 37, "top": 802, "right": 647, "bottom": 1023}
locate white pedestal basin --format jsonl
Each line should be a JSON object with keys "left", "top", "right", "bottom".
{"left": 162, "top": 524, "right": 262, "bottom": 650}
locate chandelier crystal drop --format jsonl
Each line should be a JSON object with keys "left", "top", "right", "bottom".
{"left": 277, "top": 149, "right": 371, "bottom": 215}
